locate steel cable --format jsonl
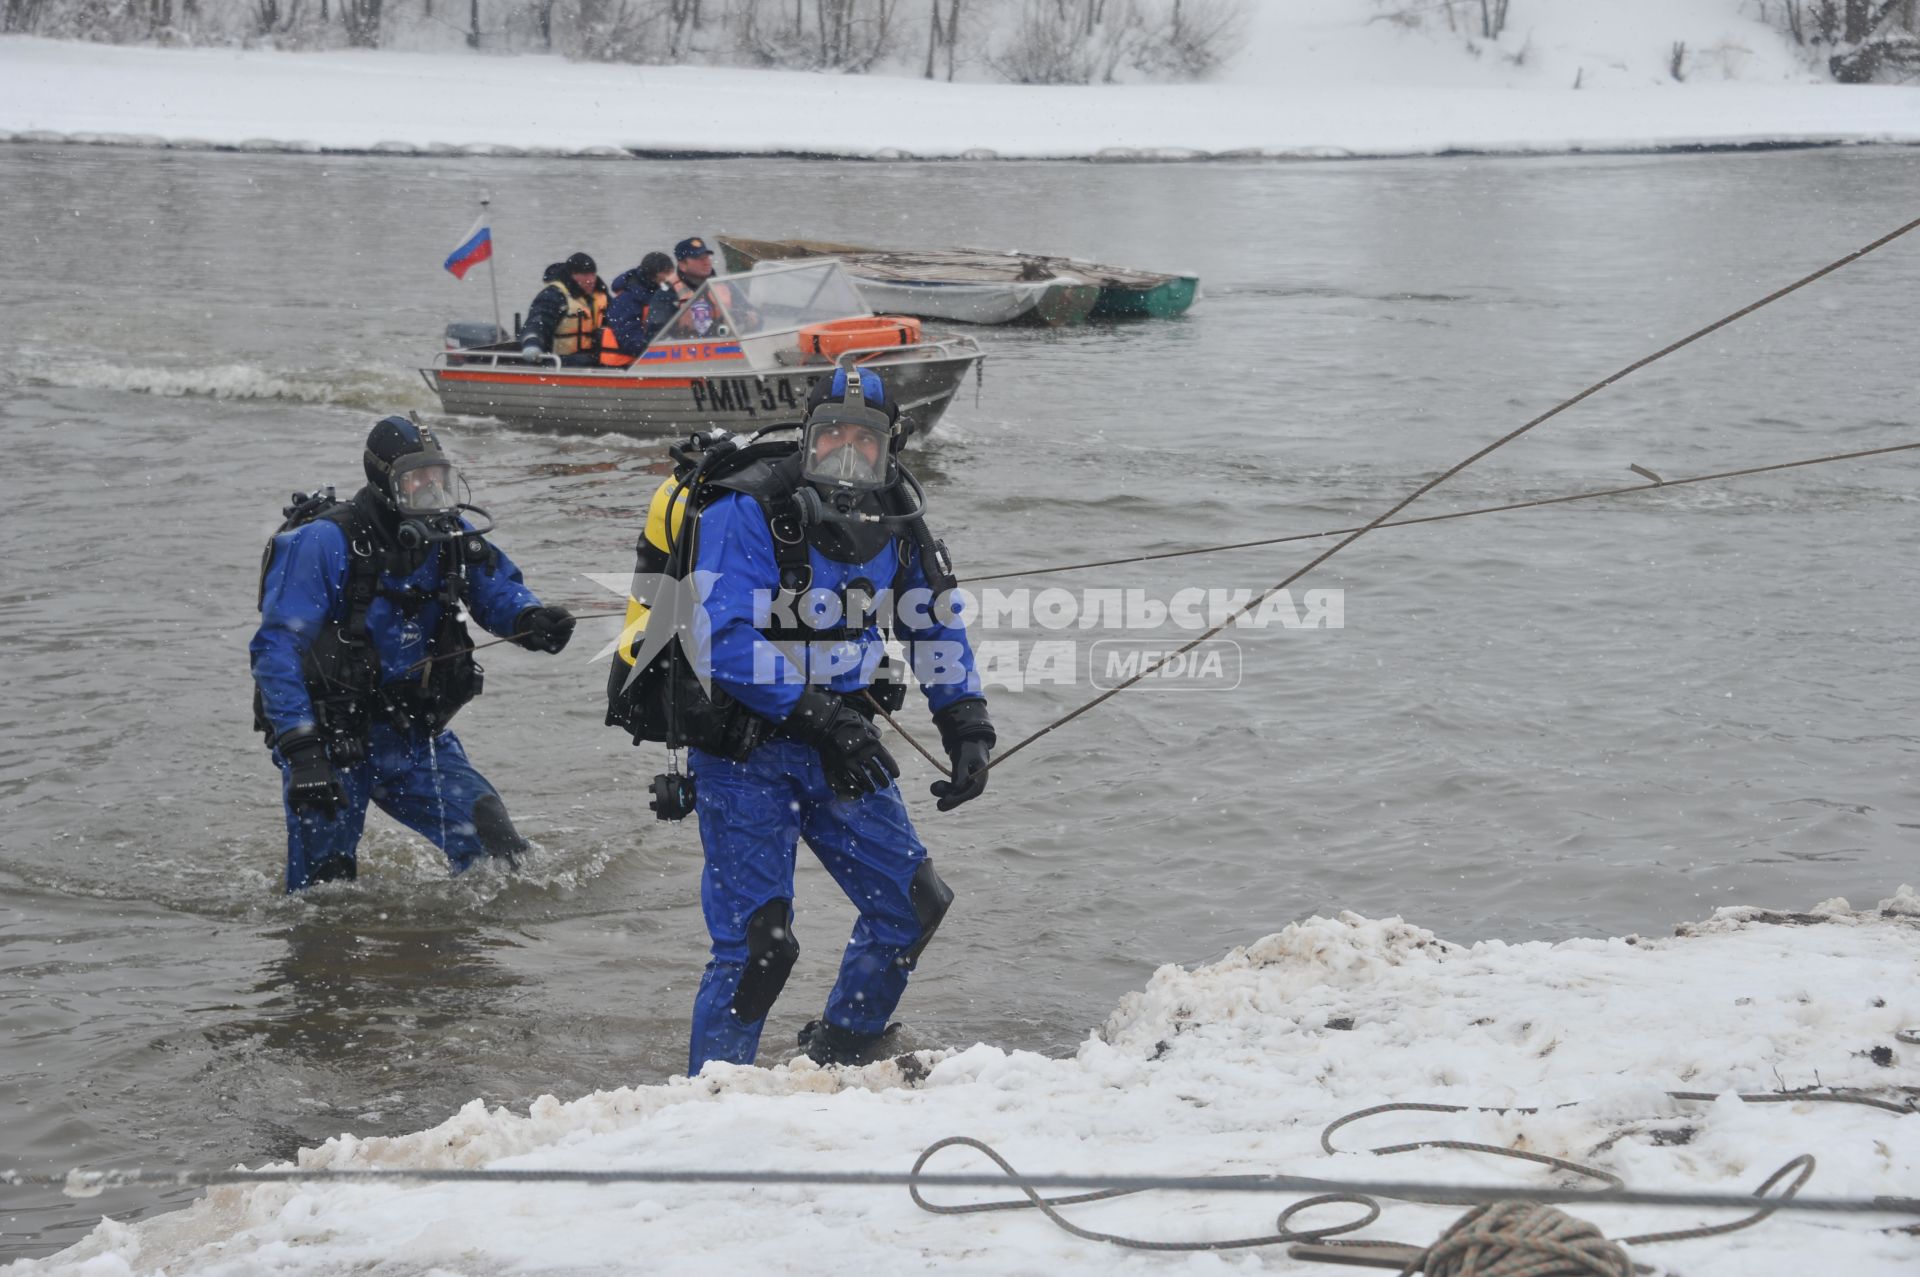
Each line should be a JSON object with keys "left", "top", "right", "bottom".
{"left": 980, "top": 212, "right": 1920, "bottom": 774}
{"left": 961, "top": 441, "right": 1920, "bottom": 586}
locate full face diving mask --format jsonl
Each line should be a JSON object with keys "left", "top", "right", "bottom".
{"left": 387, "top": 452, "right": 495, "bottom": 553}
{"left": 801, "top": 378, "right": 896, "bottom": 494}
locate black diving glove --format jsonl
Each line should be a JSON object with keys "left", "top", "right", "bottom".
{"left": 930, "top": 699, "right": 995, "bottom": 812}
{"left": 515, "top": 605, "right": 575, "bottom": 654}
{"left": 786, "top": 688, "right": 900, "bottom": 800}
{"left": 280, "top": 733, "right": 348, "bottom": 817}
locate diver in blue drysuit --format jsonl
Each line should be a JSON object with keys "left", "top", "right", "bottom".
{"left": 250, "top": 416, "right": 576, "bottom": 892}
{"left": 663, "top": 369, "right": 995, "bottom": 1073}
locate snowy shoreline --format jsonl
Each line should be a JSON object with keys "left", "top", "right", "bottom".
{"left": 12, "top": 892, "right": 1918, "bottom": 1275}
{"left": 8, "top": 130, "right": 1919, "bottom": 163}
{"left": 4, "top": 37, "right": 1919, "bottom": 163}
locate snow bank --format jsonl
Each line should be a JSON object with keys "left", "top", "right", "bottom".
{"left": 2, "top": 9, "right": 1918, "bottom": 161}
{"left": 13, "top": 892, "right": 1918, "bottom": 1275}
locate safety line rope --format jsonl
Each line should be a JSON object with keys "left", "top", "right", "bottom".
{"left": 962, "top": 441, "right": 1920, "bottom": 585}
{"left": 982, "top": 212, "right": 1920, "bottom": 774}
{"left": 404, "top": 608, "right": 629, "bottom": 673}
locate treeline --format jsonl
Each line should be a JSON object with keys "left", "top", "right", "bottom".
{"left": 0, "top": 0, "right": 1250, "bottom": 83}
{"left": 1377, "top": 0, "right": 1918, "bottom": 85}
{"left": 1764, "top": 0, "right": 1920, "bottom": 82}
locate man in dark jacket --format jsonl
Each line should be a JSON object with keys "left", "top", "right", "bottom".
{"left": 519, "top": 251, "right": 608, "bottom": 367}
{"left": 251, "top": 416, "right": 576, "bottom": 891}
{"left": 641, "top": 236, "right": 725, "bottom": 346}
{"left": 600, "top": 251, "right": 677, "bottom": 367}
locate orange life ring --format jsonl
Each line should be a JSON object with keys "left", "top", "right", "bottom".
{"left": 796, "top": 315, "right": 922, "bottom": 360}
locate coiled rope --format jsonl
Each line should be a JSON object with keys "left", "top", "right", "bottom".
{"left": 904, "top": 1089, "right": 1907, "bottom": 1265}
{"left": 1415, "top": 1202, "right": 1631, "bottom": 1277}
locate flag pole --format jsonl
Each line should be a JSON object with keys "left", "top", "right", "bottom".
{"left": 481, "top": 195, "right": 504, "bottom": 341}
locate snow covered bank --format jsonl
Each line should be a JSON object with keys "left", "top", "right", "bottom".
{"left": 2, "top": 34, "right": 1918, "bottom": 160}
{"left": 13, "top": 892, "right": 1918, "bottom": 1275}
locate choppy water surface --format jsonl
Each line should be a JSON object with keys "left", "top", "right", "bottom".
{"left": 1, "top": 145, "right": 1917, "bottom": 1259}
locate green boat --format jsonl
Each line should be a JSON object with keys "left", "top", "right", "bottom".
{"left": 1006, "top": 252, "right": 1201, "bottom": 319}
{"left": 720, "top": 236, "right": 1199, "bottom": 324}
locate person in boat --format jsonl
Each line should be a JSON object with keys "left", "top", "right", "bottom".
{"left": 600, "top": 251, "right": 677, "bottom": 368}
{"left": 606, "top": 369, "right": 994, "bottom": 1071}
{"left": 251, "top": 415, "right": 576, "bottom": 893}
{"left": 518, "top": 251, "right": 608, "bottom": 367}
{"left": 642, "top": 236, "right": 753, "bottom": 344}
{"left": 609, "top": 251, "right": 674, "bottom": 299}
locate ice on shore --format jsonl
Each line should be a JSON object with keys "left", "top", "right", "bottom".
{"left": 13, "top": 890, "right": 1917, "bottom": 1275}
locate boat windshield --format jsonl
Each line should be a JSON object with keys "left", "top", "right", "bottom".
{"left": 653, "top": 260, "right": 873, "bottom": 360}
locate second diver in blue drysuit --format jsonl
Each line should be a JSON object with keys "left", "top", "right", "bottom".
{"left": 251, "top": 416, "right": 576, "bottom": 892}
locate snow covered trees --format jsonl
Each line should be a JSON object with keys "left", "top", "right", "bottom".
{"left": 1768, "top": 0, "right": 1920, "bottom": 82}
{"left": 0, "top": 0, "right": 1249, "bottom": 80}
{"left": 986, "top": 0, "right": 1247, "bottom": 84}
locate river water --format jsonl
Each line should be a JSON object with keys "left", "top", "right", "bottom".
{"left": 1, "top": 144, "right": 1916, "bottom": 1261}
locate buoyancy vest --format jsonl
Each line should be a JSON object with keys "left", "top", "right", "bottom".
{"left": 254, "top": 490, "right": 485, "bottom": 757}
{"left": 601, "top": 283, "right": 656, "bottom": 366}
{"left": 599, "top": 322, "right": 636, "bottom": 367}
{"left": 543, "top": 280, "right": 607, "bottom": 357}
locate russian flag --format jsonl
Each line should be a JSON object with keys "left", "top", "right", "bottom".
{"left": 443, "top": 218, "right": 492, "bottom": 279}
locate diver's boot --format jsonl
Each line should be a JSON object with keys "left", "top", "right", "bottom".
{"left": 798, "top": 1019, "right": 898, "bottom": 1066}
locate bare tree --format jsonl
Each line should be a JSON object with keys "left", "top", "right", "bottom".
{"left": 340, "top": 0, "right": 379, "bottom": 43}
{"left": 1138, "top": 0, "right": 1245, "bottom": 78}
{"left": 733, "top": 0, "right": 901, "bottom": 70}
{"left": 921, "top": 0, "right": 964, "bottom": 78}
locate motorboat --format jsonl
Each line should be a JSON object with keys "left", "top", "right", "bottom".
{"left": 421, "top": 259, "right": 982, "bottom": 438}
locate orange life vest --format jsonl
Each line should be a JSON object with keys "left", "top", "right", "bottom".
{"left": 598, "top": 325, "right": 635, "bottom": 367}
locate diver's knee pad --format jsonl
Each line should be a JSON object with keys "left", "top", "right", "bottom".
{"left": 896, "top": 860, "right": 954, "bottom": 972}
{"left": 471, "top": 793, "right": 530, "bottom": 866}
{"left": 731, "top": 898, "right": 799, "bottom": 1024}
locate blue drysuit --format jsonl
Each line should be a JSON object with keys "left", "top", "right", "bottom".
{"left": 250, "top": 511, "right": 543, "bottom": 891}
{"left": 686, "top": 490, "right": 983, "bottom": 1073}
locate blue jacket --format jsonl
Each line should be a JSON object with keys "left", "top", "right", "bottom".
{"left": 250, "top": 514, "right": 541, "bottom": 740}
{"left": 642, "top": 282, "right": 693, "bottom": 345}
{"left": 606, "top": 282, "right": 657, "bottom": 356}
{"left": 692, "top": 491, "right": 983, "bottom": 723}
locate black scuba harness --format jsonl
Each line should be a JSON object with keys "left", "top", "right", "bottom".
{"left": 605, "top": 428, "right": 958, "bottom": 772}
{"left": 254, "top": 489, "right": 489, "bottom": 760}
